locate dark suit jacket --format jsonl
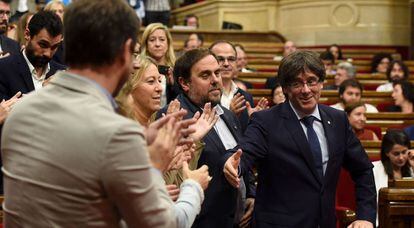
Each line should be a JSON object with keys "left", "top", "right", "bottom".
{"left": 158, "top": 93, "right": 245, "bottom": 228}
{"left": 0, "top": 35, "right": 20, "bottom": 56}
{"left": 236, "top": 88, "right": 254, "bottom": 133}
{"left": 228, "top": 101, "right": 376, "bottom": 228}
{"left": 0, "top": 51, "right": 66, "bottom": 100}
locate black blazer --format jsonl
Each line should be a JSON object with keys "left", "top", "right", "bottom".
{"left": 0, "top": 51, "right": 66, "bottom": 100}
{"left": 230, "top": 102, "right": 376, "bottom": 228}
{"left": 0, "top": 35, "right": 20, "bottom": 56}
{"left": 158, "top": 93, "right": 245, "bottom": 228}
{"left": 236, "top": 88, "right": 254, "bottom": 133}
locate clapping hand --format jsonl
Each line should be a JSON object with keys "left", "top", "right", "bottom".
{"left": 189, "top": 102, "right": 219, "bottom": 142}
{"left": 247, "top": 97, "right": 268, "bottom": 117}
{"left": 223, "top": 149, "right": 242, "bottom": 188}
{"left": 230, "top": 93, "right": 246, "bottom": 117}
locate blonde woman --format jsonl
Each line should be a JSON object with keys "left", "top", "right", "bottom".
{"left": 44, "top": 0, "right": 65, "bottom": 21}
{"left": 140, "top": 23, "right": 178, "bottom": 105}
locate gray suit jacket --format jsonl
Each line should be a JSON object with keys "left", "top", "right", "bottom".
{"left": 1, "top": 71, "right": 177, "bottom": 227}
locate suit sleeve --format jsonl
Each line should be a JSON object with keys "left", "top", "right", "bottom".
{"left": 341, "top": 112, "right": 377, "bottom": 224}
{"left": 100, "top": 123, "right": 177, "bottom": 228}
{"left": 0, "top": 64, "right": 10, "bottom": 100}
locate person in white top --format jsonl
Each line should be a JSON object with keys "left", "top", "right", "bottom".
{"left": 376, "top": 60, "right": 410, "bottom": 92}
{"left": 372, "top": 129, "right": 412, "bottom": 226}
{"left": 330, "top": 79, "right": 379, "bottom": 113}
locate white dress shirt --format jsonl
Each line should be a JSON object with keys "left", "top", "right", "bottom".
{"left": 290, "top": 101, "right": 329, "bottom": 174}
{"left": 22, "top": 49, "right": 50, "bottom": 90}
{"left": 213, "top": 105, "right": 237, "bottom": 150}
{"left": 220, "top": 81, "right": 239, "bottom": 110}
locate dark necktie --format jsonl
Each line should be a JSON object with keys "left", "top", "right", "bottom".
{"left": 302, "top": 116, "right": 323, "bottom": 179}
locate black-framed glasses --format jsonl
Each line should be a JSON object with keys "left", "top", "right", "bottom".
{"left": 289, "top": 78, "right": 320, "bottom": 90}
{"left": 0, "top": 10, "right": 11, "bottom": 17}
{"left": 216, "top": 56, "right": 236, "bottom": 64}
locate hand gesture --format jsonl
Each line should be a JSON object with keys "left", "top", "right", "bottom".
{"left": 189, "top": 102, "right": 219, "bottom": 141}
{"left": 165, "top": 67, "right": 174, "bottom": 85}
{"left": 247, "top": 97, "right": 268, "bottom": 117}
{"left": 239, "top": 198, "right": 255, "bottom": 227}
{"left": 230, "top": 93, "right": 246, "bottom": 117}
{"left": 0, "top": 91, "right": 22, "bottom": 123}
{"left": 183, "top": 161, "right": 211, "bottom": 190}
{"left": 223, "top": 149, "right": 242, "bottom": 188}
{"left": 166, "top": 99, "right": 181, "bottom": 118}
{"left": 147, "top": 117, "right": 181, "bottom": 172}
{"left": 0, "top": 52, "right": 10, "bottom": 59}
{"left": 166, "top": 184, "right": 180, "bottom": 202}
{"left": 145, "top": 109, "right": 187, "bottom": 145}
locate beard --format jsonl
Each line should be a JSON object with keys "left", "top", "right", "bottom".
{"left": 25, "top": 43, "right": 52, "bottom": 68}
{"left": 0, "top": 19, "right": 7, "bottom": 35}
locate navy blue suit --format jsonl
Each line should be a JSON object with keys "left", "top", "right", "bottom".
{"left": 0, "top": 35, "right": 20, "bottom": 56}
{"left": 236, "top": 88, "right": 254, "bottom": 133}
{"left": 158, "top": 93, "right": 248, "bottom": 228}
{"left": 230, "top": 102, "right": 376, "bottom": 227}
{"left": 0, "top": 51, "right": 66, "bottom": 100}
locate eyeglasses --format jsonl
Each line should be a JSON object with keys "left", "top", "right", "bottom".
{"left": 289, "top": 78, "right": 320, "bottom": 90}
{"left": 0, "top": 10, "right": 10, "bottom": 17}
{"left": 216, "top": 56, "right": 236, "bottom": 64}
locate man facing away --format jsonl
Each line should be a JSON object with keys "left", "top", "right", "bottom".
{"left": 2, "top": 0, "right": 209, "bottom": 227}
{"left": 224, "top": 50, "right": 376, "bottom": 228}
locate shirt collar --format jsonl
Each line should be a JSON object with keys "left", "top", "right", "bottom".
{"left": 289, "top": 100, "right": 321, "bottom": 121}
{"left": 213, "top": 105, "right": 224, "bottom": 116}
{"left": 223, "top": 81, "right": 239, "bottom": 96}
{"left": 22, "top": 49, "right": 51, "bottom": 78}
{"left": 65, "top": 72, "right": 119, "bottom": 111}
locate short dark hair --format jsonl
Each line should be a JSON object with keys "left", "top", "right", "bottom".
{"left": 28, "top": 10, "right": 62, "bottom": 38}
{"left": 338, "top": 79, "right": 363, "bottom": 96}
{"left": 64, "top": 0, "right": 139, "bottom": 68}
{"left": 319, "top": 51, "right": 335, "bottom": 64}
{"left": 174, "top": 48, "right": 216, "bottom": 91}
{"left": 278, "top": 50, "right": 326, "bottom": 88}
{"left": 184, "top": 14, "right": 199, "bottom": 27}
{"left": 234, "top": 43, "right": 245, "bottom": 52}
{"left": 371, "top": 52, "right": 393, "bottom": 73}
{"left": 209, "top": 40, "right": 237, "bottom": 57}
{"left": 0, "top": 0, "right": 12, "bottom": 4}
{"left": 386, "top": 60, "right": 409, "bottom": 82}
{"left": 393, "top": 81, "right": 414, "bottom": 105}
{"left": 381, "top": 129, "right": 411, "bottom": 179}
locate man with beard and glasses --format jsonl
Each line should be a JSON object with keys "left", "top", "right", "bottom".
{"left": 157, "top": 48, "right": 244, "bottom": 228}
{"left": 0, "top": 10, "right": 65, "bottom": 100}
{"left": 0, "top": 0, "right": 19, "bottom": 58}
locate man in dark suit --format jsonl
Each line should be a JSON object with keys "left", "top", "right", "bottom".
{"left": 0, "top": 10, "right": 65, "bottom": 100}
{"left": 209, "top": 40, "right": 267, "bottom": 133}
{"left": 224, "top": 50, "right": 376, "bottom": 228}
{"left": 0, "top": 0, "right": 20, "bottom": 57}
{"left": 158, "top": 48, "right": 252, "bottom": 228}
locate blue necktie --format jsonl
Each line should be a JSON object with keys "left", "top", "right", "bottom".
{"left": 302, "top": 116, "right": 323, "bottom": 179}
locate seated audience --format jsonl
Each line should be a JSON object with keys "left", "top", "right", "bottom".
{"left": 344, "top": 102, "right": 379, "bottom": 141}
{"left": 326, "top": 44, "right": 343, "bottom": 62}
{"left": 324, "top": 62, "right": 356, "bottom": 91}
{"left": 371, "top": 52, "right": 393, "bottom": 74}
{"left": 330, "top": 79, "right": 378, "bottom": 113}
{"left": 319, "top": 51, "right": 336, "bottom": 75}
{"left": 273, "top": 40, "right": 296, "bottom": 61}
{"left": 372, "top": 129, "right": 412, "bottom": 226}
{"left": 389, "top": 81, "right": 414, "bottom": 113}
{"left": 376, "top": 60, "right": 409, "bottom": 92}
{"left": 271, "top": 81, "right": 285, "bottom": 106}
{"left": 234, "top": 43, "right": 256, "bottom": 73}
{"left": 184, "top": 14, "right": 199, "bottom": 28}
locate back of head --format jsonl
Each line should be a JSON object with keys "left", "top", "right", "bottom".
{"left": 337, "top": 62, "right": 356, "bottom": 78}
{"left": 278, "top": 50, "right": 325, "bottom": 88}
{"left": 319, "top": 51, "right": 335, "bottom": 64}
{"left": 28, "top": 10, "right": 62, "bottom": 38}
{"left": 174, "top": 48, "right": 214, "bottom": 91}
{"left": 64, "top": 0, "right": 139, "bottom": 68}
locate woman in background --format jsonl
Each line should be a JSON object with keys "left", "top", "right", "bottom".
{"left": 389, "top": 81, "right": 414, "bottom": 113}
{"left": 371, "top": 53, "right": 393, "bottom": 74}
{"left": 140, "top": 23, "right": 178, "bottom": 105}
{"left": 344, "top": 102, "right": 379, "bottom": 141}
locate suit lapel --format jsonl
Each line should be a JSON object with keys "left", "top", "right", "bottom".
{"left": 280, "top": 102, "right": 323, "bottom": 185}
{"left": 17, "top": 52, "right": 35, "bottom": 92}
{"left": 319, "top": 106, "right": 336, "bottom": 184}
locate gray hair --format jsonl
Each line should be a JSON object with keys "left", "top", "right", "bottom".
{"left": 337, "top": 62, "right": 356, "bottom": 78}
